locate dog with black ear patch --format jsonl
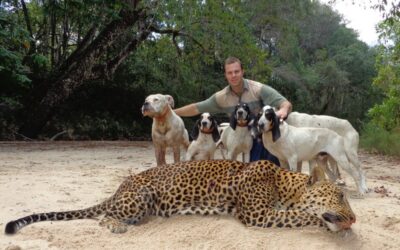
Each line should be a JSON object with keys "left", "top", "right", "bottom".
{"left": 217, "top": 103, "right": 254, "bottom": 162}
{"left": 186, "top": 112, "right": 220, "bottom": 160}
{"left": 258, "top": 105, "right": 368, "bottom": 195}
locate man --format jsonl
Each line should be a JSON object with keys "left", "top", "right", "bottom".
{"left": 174, "top": 57, "right": 292, "bottom": 163}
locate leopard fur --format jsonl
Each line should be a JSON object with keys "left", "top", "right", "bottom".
{"left": 5, "top": 160, "right": 356, "bottom": 234}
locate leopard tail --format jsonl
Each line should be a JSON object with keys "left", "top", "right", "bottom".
{"left": 5, "top": 198, "right": 111, "bottom": 235}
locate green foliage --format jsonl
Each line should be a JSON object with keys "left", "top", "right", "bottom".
{"left": 0, "top": 7, "right": 31, "bottom": 85}
{"left": 368, "top": 88, "right": 400, "bottom": 130}
{"left": 360, "top": 17, "right": 400, "bottom": 155}
{"left": 0, "top": 6, "right": 32, "bottom": 115}
{"left": 0, "top": 0, "right": 385, "bottom": 143}
{"left": 119, "top": 0, "right": 269, "bottom": 107}
{"left": 368, "top": 18, "right": 400, "bottom": 130}
{"left": 360, "top": 123, "right": 400, "bottom": 156}
{"left": 0, "top": 47, "right": 30, "bottom": 85}
{"left": 262, "top": 1, "right": 378, "bottom": 128}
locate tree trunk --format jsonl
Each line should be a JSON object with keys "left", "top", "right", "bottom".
{"left": 20, "top": 0, "right": 36, "bottom": 54}
{"left": 19, "top": 2, "right": 148, "bottom": 138}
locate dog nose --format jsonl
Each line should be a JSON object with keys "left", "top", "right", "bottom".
{"left": 258, "top": 123, "right": 264, "bottom": 130}
{"left": 202, "top": 121, "right": 207, "bottom": 127}
{"left": 238, "top": 110, "right": 243, "bottom": 116}
{"left": 142, "top": 102, "right": 150, "bottom": 110}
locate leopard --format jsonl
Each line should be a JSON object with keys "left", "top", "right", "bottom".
{"left": 5, "top": 160, "right": 356, "bottom": 235}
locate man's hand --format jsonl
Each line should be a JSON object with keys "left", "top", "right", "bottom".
{"left": 276, "top": 101, "right": 292, "bottom": 122}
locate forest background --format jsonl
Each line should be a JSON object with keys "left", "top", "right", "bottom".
{"left": 0, "top": 0, "right": 399, "bottom": 156}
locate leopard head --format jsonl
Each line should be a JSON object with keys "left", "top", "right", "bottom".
{"left": 298, "top": 167, "right": 356, "bottom": 232}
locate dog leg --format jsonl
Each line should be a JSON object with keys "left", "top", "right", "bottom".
{"left": 185, "top": 149, "right": 193, "bottom": 161}
{"left": 209, "top": 151, "right": 215, "bottom": 160}
{"left": 227, "top": 151, "right": 238, "bottom": 161}
{"left": 296, "top": 162, "right": 302, "bottom": 173}
{"left": 279, "top": 160, "right": 290, "bottom": 170}
{"left": 331, "top": 153, "right": 366, "bottom": 196}
{"left": 181, "top": 132, "right": 190, "bottom": 161}
{"left": 243, "top": 152, "right": 250, "bottom": 163}
{"left": 346, "top": 152, "right": 368, "bottom": 194}
{"left": 308, "top": 159, "right": 316, "bottom": 175}
{"left": 326, "top": 156, "right": 346, "bottom": 186}
{"left": 172, "top": 145, "right": 181, "bottom": 163}
{"left": 315, "top": 156, "right": 336, "bottom": 181}
{"left": 287, "top": 157, "right": 298, "bottom": 172}
{"left": 155, "top": 145, "right": 166, "bottom": 166}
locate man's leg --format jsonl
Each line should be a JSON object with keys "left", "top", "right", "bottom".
{"left": 250, "top": 138, "right": 263, "bottom": 161}
{"left": 250, "top": 139, "right": 280, "bottom": 166}
{"left": 260, "top": 144, "right": 280, "bottom": 166}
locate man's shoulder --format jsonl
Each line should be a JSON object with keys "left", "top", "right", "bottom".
{"left": 245, "top": 79, "right": 265, "bottom": 93}
{"left": 215, "top": 85, "right": 231, "bottom": 97}
{"left": 246, "top": 79, "right": 265, "bottom": 87}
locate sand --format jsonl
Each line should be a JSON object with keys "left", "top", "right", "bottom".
{"left": 0, "top": 141, "right": 399, "bottom": 250}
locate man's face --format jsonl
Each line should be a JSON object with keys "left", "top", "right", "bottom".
{"left": 224, "top": 62, "right": 244, "bottom": 88}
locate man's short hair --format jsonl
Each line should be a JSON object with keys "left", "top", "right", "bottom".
{"left": 224, "top": 57, "right": 243, "bottom": 70}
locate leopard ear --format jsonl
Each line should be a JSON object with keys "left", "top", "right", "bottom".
{"left": 308, "top": 164, "right": 327, "bottom": 185}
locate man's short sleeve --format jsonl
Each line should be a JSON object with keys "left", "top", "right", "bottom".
{"left": 195, "top": 94, "right": 223, "bottom": 114}
{"left": 260, "top": 84, "right": 287, "bottom": 108}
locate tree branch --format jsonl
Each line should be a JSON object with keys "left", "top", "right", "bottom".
{"left": 91, "top": 30, "right": 151, "bottom": 80}
{"left": 149, "top": 25, "right": 206, "bottom": 52}
{"left": 57, "top": 25, "right": 97, "bottom": 73}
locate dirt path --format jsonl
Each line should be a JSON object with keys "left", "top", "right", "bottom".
{"left": 0, "top": 141, "right": 399, "bottom": 250}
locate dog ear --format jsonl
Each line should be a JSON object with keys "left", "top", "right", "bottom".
{"left": 191, "top": 119, "right": 200, "bottom": 140}
{"left": 165, "top": 95, "right": 175, "bottom": 108}
{"left": 229, "top": 110, "right": 237, "bottom": 130}
{"left": 245, "top": 104, "right": 251, "bottom": 120}
{"left": 271, "top": 111, "right": 281, "bottom": 142}
{"left": 211, "top": 118, "right": 220, "bottom": 142}
{"left": 247, "top": 113, "right": 256, "bottom": 131}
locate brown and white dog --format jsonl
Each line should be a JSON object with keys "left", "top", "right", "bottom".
{"left": 142, "top": 94, "right": 190, "bottom": 166}
{"left": 186, "top": 112, "right": 220, "bottom": 161}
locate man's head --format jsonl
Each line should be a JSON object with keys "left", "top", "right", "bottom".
{"left": 224, "top": 57, "right": 244, "bottom": 89}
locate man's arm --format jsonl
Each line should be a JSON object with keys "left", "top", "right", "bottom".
{"left": 275, "top": 100, "right": 292, "bottom": 121}
{"left": 174, "top": 103, "right": 200, "bottom": 117}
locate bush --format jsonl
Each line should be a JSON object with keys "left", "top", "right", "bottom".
{"left": 360, "top": 123, "right": 400, "bottom": 156}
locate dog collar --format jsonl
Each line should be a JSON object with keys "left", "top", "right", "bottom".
{"left": 200, "top": 128, "right": 214, "bottom": 134}
{"left": 154, "top": 105, "right": 170, "bottom": 123}
{"left": 236, "top": 120, "right": 248, "bottom": 127}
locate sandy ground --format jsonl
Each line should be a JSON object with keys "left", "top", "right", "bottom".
{"left": 0, "top": 141, "right": 400, "bottom": 250}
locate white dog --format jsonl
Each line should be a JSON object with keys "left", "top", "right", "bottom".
{"left": 218, "top": 103, "right": 253, "bottom": 162}
{"left": 186, "top": 113, "right": 220, "bottom": 160}
{"left": 142, "top": 94, "right": 190, "bottom": 166}
{"left": 286, "top": 112, "right": 359, "bottom": 182}
{"left": 258, "top": 105, "right": 368, "bottom": 195}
